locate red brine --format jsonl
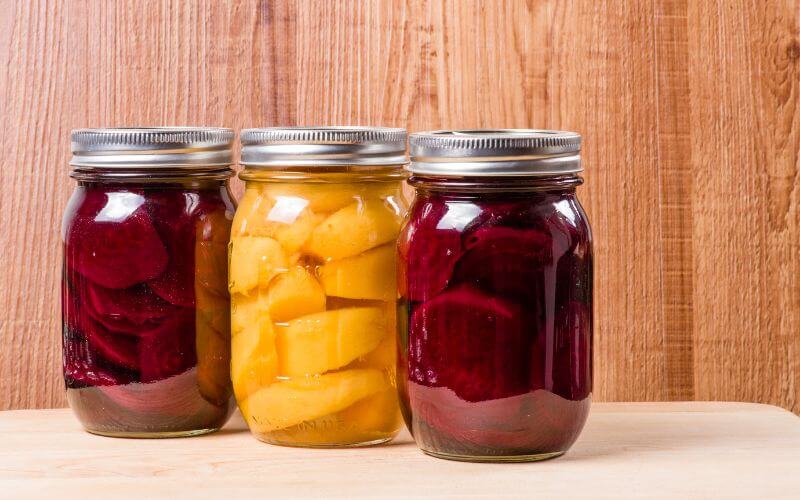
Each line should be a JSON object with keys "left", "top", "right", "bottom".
{"left": 398, "top": 187, "right": 593, "bottom": 460}
{"left": 62, "top": 182, "right": 235, "bottom": 436}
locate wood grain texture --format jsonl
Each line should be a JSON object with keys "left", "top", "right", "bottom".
{"left": 0, "top": 0, "right": 797, "bottom": 412}
{"left": 1, "top": 404, "right": 799, "bottom": 498}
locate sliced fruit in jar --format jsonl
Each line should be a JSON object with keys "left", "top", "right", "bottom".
{"left": 267, "top": 381, "right": 400, "bottom": 445}
{"left": 241, "top": 368, "right": 385, "bottom": 433}
{"left": 231, "top": 293, "right": 268, "bottom": 336}
{"left": 234, "top": 189, "right": 324, "bottom": 254}
{"left": 231, "top": 188, "right": 266, "bottom": 236}
{"left": 195, "top": 240, "right": 229, "bottom": 297}
{"left": 336, "top": 383, "right": 400, "bottom": 435}
{"left": 195, "top": 286, "right": 230, "bottom": 335}
{"left": 196, "top": 314, "right": 232, "bottom": 406}
{"left": 275, "top": 307, "right": 388, "bottom": 377}
{"left": 318, "top": 244, "right": 396, "bottom": 301}
{"left": 231, "top": 305, "right": 278, "bottom": 400}
{"left": 266, "top": 267, "right": 326, "bottom": 322}
{"left": 260, "top": 183, "right": 357, "bottom": 213}
{"left": 228, "top": 236, "right": 288, "bottom": 295}
{"left": 352, "top": 335, "right": 396, "bottom": 370}
{"left": 305, "top": 200, "right": 401, "bottom": 261}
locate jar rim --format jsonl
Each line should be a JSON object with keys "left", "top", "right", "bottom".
{"left": 240, "top": 126, "right": 408, "bottom": 168}
{"left": 70, "top": 127, "right": 234, "bottom": 169}
{"left": 409, "top": 129, "right": 581, "bottom": 177}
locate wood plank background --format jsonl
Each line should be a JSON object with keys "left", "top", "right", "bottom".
{"left": 0, "top": 0, "right": 797, "bottom": 412}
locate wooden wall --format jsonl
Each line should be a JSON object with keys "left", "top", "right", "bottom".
{"left": 1, "top": 0, "right": 798, "bottom": 412}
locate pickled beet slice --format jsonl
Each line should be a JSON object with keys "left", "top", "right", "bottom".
{"left": 138, "top": 308, "right": 197, "bottom": 383}
{"left": 83, "top": 281, "right": 176, "bottom": 335}
{"left": 452, "top": 226, "right": 564, "bottom": 299}
{"left": 67, "top": 190, "right": 168, "bottom": 289}
{"left": 146, "top": 191, "right": 198, "bottom": 307}
{"left": 83, "top": 317, "right": 140, "bottom": 371}
{"left": 64, "top": 358, "right": 134, "bottom": 388}
{"left": 63, "top": 320, "right": 136, "bottom": 387}
{"left": 409, "top": 286, "right": 531, "bottom": 402}
{"left": 401, "top": 212, "right": 463, "bottom": 301}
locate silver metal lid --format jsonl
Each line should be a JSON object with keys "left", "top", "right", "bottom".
{"left": 70, "top": 127, "right": 234, "bottom": 168}
{"left": 409, "top": 129, "right": 582, "bottom": 177}
{"left": 240, "top": 126, "right": 408, "bottom": 167}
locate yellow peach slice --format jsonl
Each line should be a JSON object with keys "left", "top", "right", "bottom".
{"left": 275, "top": 307, "right": 389, "bottom": 377}
{"left": 305, "top": 200, "right": 401, "bottom": 261}
{"left": 228, "top": 236, "right": 287, "bottom": 295}
{"left": 195, "top": 316, "right": 232, "bottom": 407}
{"left": 266, "top": 381, "right": 400, "bottom": 445}
{"left": 235, "top": 191, "right": 324, "bottom": 254}
{"left": 231, "top": 305, "right": 278, "bottom": 400}
{"left": 353, "top": 335, "right": 396, "bottom": 371}
{"left": 231, "top": 292, "right": 268, "bottom": 337}
{"left": 267, "top": 267, "right": 326, "bottom": 322}
{"left": 318, "top": 244, "right": 396, "bottom": 300}
{"left": 241, "top": 369, "right": 385, "bottom": 433}
{"left": 260, "top": 183, "right": 358, "bottom": 213}
{"left": 231, "top": 188, "right": 263, "bottom": 237}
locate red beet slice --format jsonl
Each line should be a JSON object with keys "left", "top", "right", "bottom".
{"left": 82, "top": 316, "right": 140, "bottom": 371}
{"left": 146, "top": 190, "right": 198, "bottom": 307}
{"left": 452, "top": 226, "right": 565, "bottom": 299}
{"left": 67, "top": 190, "right": 168, "bottom": 289}
{"left": 63, "top": 314, "right": 136, "bottom": 387}
{"left": 82, "top": 281, "right": 176, "bottom": 335}
{"left": 400, "top": 203, "right": 463, "bottom": 302}
{"left": 409, "top": 286, "right": 531, "bottom": 402}
{"left": 138, "top": 308, "right": 197, "bottom": 383}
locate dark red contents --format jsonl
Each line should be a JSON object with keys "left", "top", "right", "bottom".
{"left": 62, "top": 183, "right": 235, "bottom": 435}
{"left": 398, "top": 188, "right": 593, "bottom": 459}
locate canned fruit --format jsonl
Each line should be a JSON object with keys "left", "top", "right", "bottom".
{"left": 275, "top": 307, "right": 389, "bottom": 377}
{"left": 240, "top": 369, "right": 385, "bottom": 434}
{"left": 266, "top": 267, "right": 326, "bottom": 322}
{"left": 228, "top": 236, "right": 288, "bottom": 295}
{"left": 305, "top": 200, "right": 401, "bottom": 261}
{"left": 230, "top": 181, "right": 404, "bottom": 445}
{"left": 231, "top": 302, "right": 278, "bottom": 400}
{"left": 318, "top": 244, "right": 396, "bottom": 300}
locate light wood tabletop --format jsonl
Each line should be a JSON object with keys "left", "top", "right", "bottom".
{"left": 1, "top": 402, "right": 798, "bottom": 499}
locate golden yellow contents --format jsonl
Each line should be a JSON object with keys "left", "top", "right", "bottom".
{"left": 275, "top": 307, "right": 388, "bottom": 377}
{"left": 229, "top": 179, "right": 404, "bottom": 446}
{"left": 319, "top": 244, "right": 396, "bottom": 300}
{"left": 241, "top": 369, "right": 385, "bottom": 434}
{"left": 229, "top": 236, "right": 287, "bottom": 295}
{"left": 267, "top": 267, "right": 326, "bottom": 322}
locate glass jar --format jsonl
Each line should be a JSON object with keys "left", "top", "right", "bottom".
{"left": 62, "top": 128, "right": 236, "bottom": 437}
{"left": 398, "top": 130, "right": 593, "bottom": 462}
{"left": 232, "top": 127, "right": 408, "bottom": 447}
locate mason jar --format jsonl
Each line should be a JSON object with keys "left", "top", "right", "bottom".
{"left": 398, "top": 130, "right": 593, "bottom": 462}
{"left": 62, "top": 127, "right": 236, "bottom": 437}
{"left": 231, "top": 127, "right": 408, "bottom": 447}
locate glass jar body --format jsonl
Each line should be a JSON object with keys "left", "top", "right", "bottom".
{"left": 230, "top": 167, "right": 407, "bottom": 447}
{"left": 62, "top": 178, "right": 236, "bottom": 437}
{"left": 397, "top": 177, "right": 593, "bottom": 462}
